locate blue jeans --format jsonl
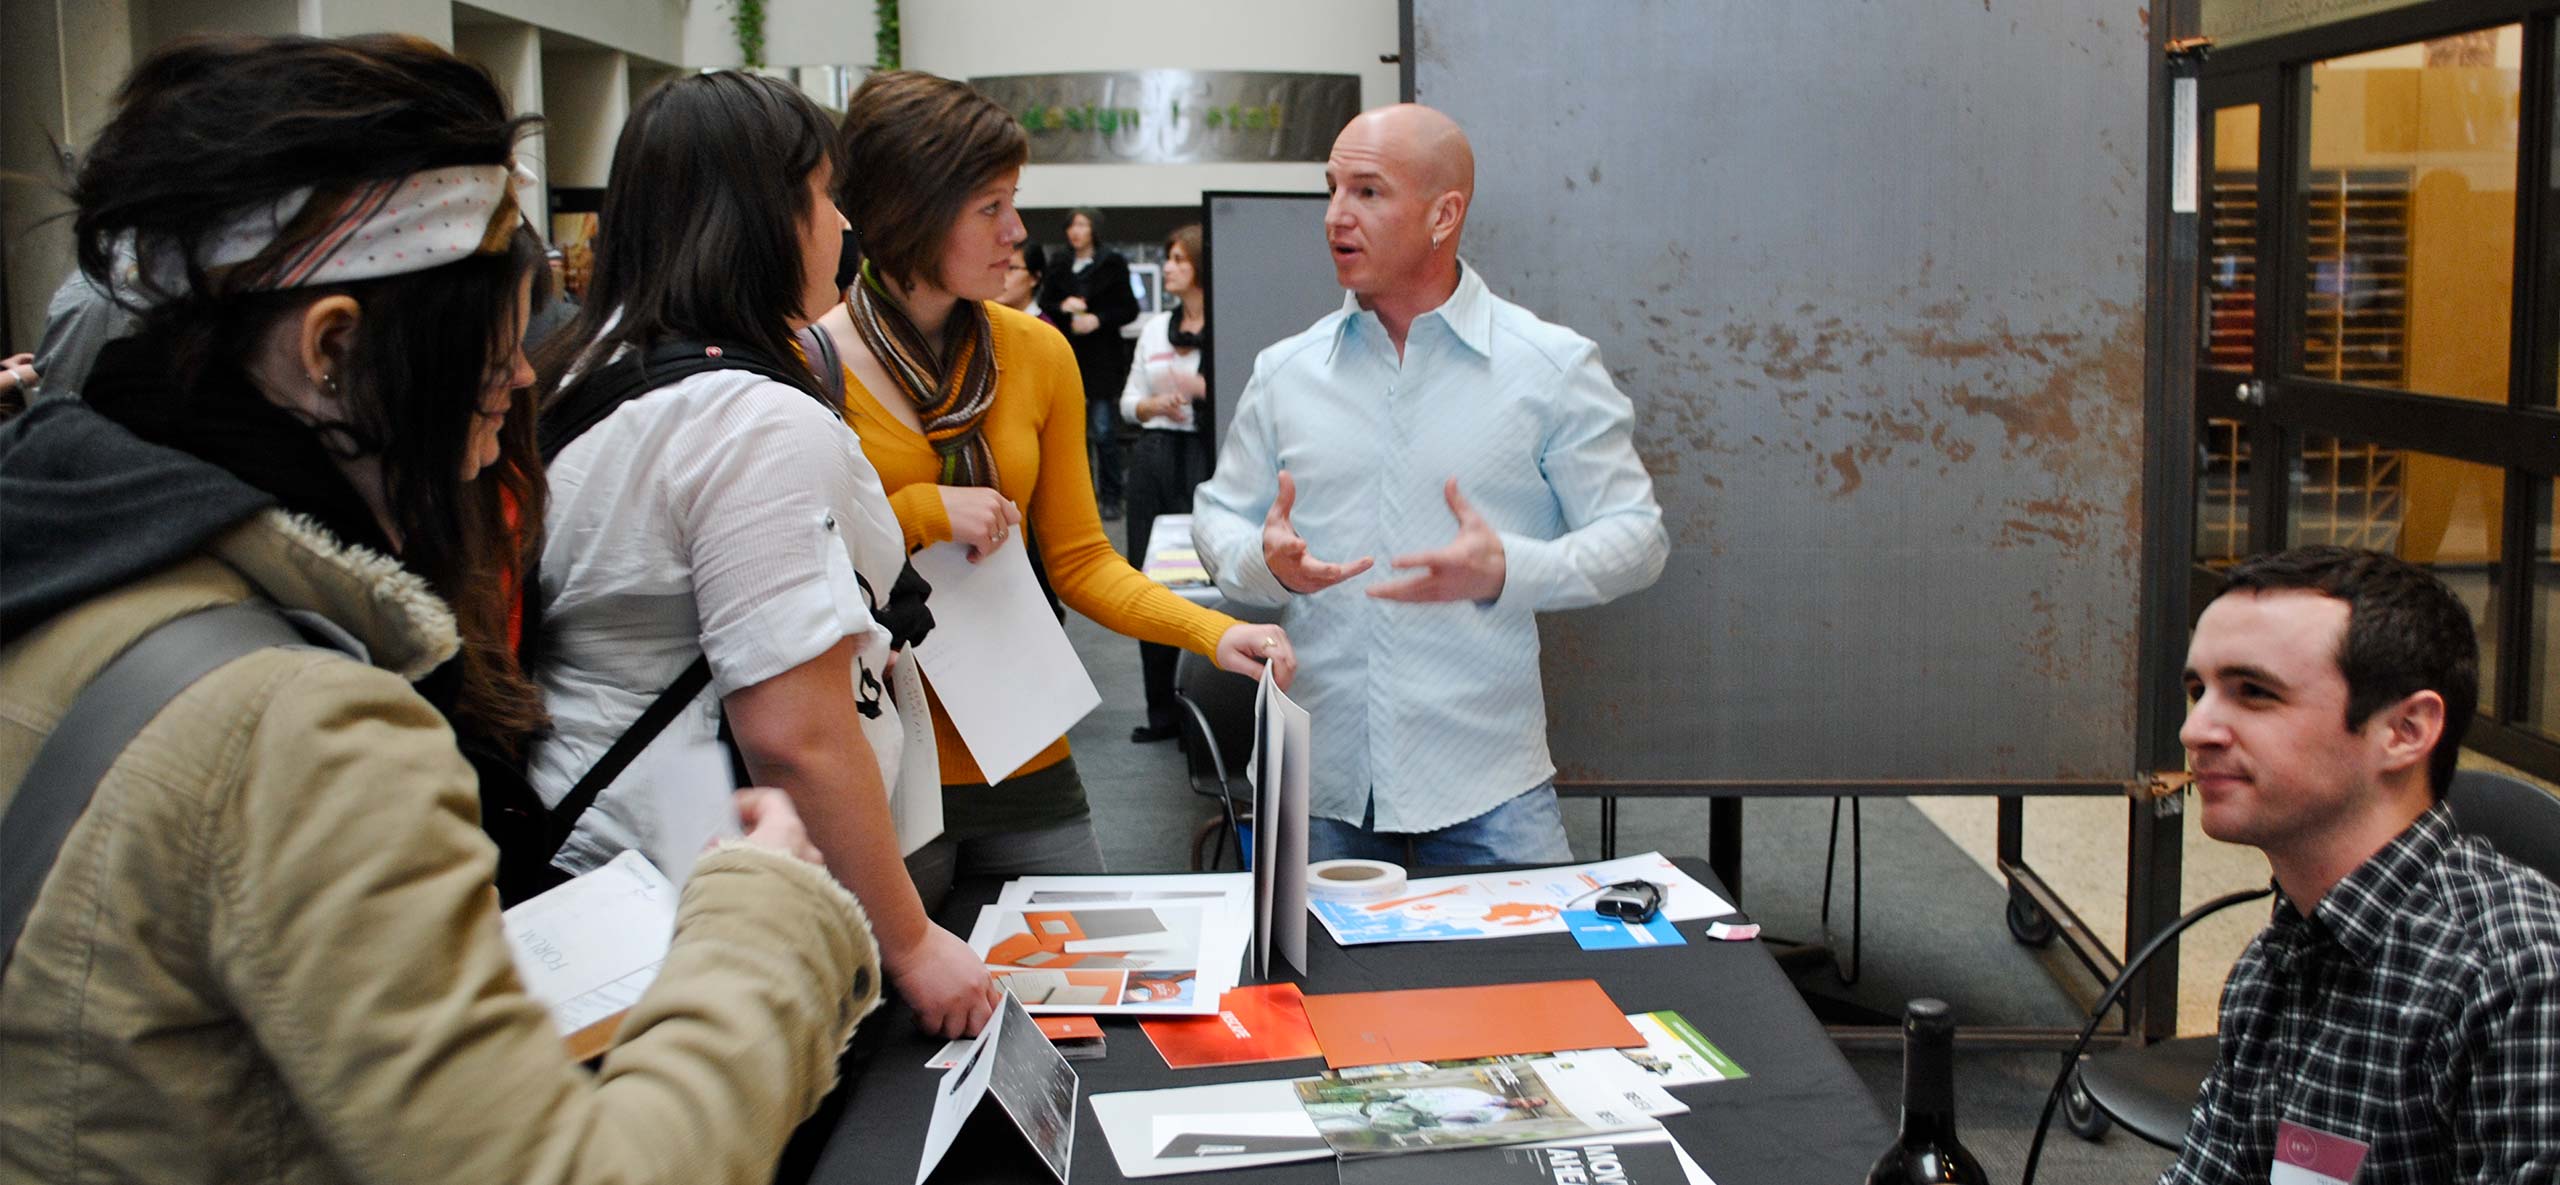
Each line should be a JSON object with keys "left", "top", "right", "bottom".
{"left": 1307, "top": 783, "right": 1574, "bottom": 867}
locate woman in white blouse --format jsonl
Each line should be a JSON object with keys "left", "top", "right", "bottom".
{"left": 528, "top": 73, "right": 1000, "bottom": 1039}
{"left": 1120, "top": 224, "right": 1212, "bottom": 743}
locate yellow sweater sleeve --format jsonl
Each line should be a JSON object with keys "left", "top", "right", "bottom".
{"left": 1003, "top": 314, "right": 1237, "bottom": 657}
{"left": 888, "top": 483, "right": 951, "bottom": 553}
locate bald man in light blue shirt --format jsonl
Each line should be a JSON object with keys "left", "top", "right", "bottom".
{"left": 1191, "top": 105, "right": 1668, "bottom": 865}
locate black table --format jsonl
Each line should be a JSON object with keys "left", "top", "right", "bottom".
{"left": 807, "top": 857, "right": 1891, "bottom": 1184}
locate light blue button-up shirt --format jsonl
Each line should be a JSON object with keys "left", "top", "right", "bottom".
{"left": 1192, "top": 263, "right": 1668, "bottom": 833}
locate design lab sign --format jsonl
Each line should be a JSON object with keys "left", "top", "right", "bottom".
{"left": 968, "top": 70, "right": 1362, "bottom": 165}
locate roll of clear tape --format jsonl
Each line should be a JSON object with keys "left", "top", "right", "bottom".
{"left": 1306, "top": 858, "right": 1408, "bottom": 903}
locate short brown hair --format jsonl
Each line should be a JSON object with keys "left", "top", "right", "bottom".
{"left": 1166, "top": 223, "right": 1203, "bottom": 267}
{"left": 836, "top": 70, "right": 1028, "bottom": 291}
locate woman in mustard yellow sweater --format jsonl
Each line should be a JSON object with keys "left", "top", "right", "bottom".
{"left": 817, "top": 71, "right": 1297, "bottom": 906}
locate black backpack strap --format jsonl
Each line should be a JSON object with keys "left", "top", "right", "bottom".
{"left": 794, "top": 324, "right": 847, "bottom": 411}
{"left": 539, "top": 338, "right": 822, "bottom": 463}
{"left": 531, "top": 654, "right": 714, "bottom": 863}
{"left": 0, "top": 603, "right": 314, "bottom": 976}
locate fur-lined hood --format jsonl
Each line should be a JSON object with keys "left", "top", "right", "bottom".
{"left": 208, "top": 509, "right": 458, "bottom": 680}
{"left": 0, "top": 397, "right": 456, "bottom": 676}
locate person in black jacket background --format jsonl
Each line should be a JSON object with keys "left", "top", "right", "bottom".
{"left": 1039, "top": 207, "right": 1138, "bottom": 520}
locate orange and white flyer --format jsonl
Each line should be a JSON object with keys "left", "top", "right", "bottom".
{"left": 1140, "top": 984, "right": 1325, "bottom": 1069}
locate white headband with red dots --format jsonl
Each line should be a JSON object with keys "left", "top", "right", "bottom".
{"left": 154, "top": 161, "right": 534, "bottom": 294}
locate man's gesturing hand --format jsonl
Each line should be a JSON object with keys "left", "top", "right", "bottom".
{"left": 1366, "top": 478, "right": 1506, "bottom": 603}
{"left": 1263, "top": 470, "right": 1373, "bottom": 594}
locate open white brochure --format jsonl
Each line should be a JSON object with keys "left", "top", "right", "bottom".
{"left": 1307, "top": 851, "right": 1734, "bottom": 947}
{"left": 907, "top": 535, "right": 1101, "bottom": 782}
{"left": 1248, "top": 664, "right": 1310, "bottom": 978}
{"left": 967, "top": 897, "right": 1244, "bottom": 1016}
{"left": 1089, "top": 1077, "right": 1329, "bottom": 1178}
{"left": 499, "top": 850, "right": 677, "bottom": 1051}
{"left": 916, "top": 992, "right": 1078, "bottom": 1185}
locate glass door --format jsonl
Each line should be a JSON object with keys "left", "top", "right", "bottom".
{"left": 2193, "top": 72, "right": 2284, "bottom": 610}
{"left": 2176, "top": 11, "right": 2560, "bottom": 780}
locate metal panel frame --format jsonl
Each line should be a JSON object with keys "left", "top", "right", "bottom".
{"left": 1409, "top": 0, "right": 2186, "bottom": 1047}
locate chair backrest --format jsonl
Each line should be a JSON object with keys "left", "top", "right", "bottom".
{"left": 2448, "top": 768, "right": 2560, "bottom": 885}
{"left": 1174, "top": 649, "right": 1260, "bottom": 804}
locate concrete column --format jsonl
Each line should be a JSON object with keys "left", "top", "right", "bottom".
{"left": 540, "top": 44, "right": 627, "bottom": 189}
{"left": 455, "top": 19, "right": 548, "bottom": 241}
{"left": 1, "top": 0, "right": 137, "bottom": 353}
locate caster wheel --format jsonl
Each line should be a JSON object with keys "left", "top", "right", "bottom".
{"left": 2006, "top": 889, "right": 2057, "bottom": 947}
{"left": 2063, "top": 1068, "right": 2111, "bottom": 1141}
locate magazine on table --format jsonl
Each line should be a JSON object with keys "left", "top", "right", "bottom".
{"left": 1292, "top": 1054, "right": 1659, "bottom": 1158}
{"left": 1330, "top": 1047, "right": 1686, "bottom": 1118}
{"left": 1619, "top": 1010, "right": 1750, "bottom": 1087}
{"left": 1335, "top": 1129, "right": 1717, "bottom": 1185}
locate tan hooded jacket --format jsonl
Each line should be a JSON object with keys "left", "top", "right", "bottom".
{"left": 0, "top": 508, "right": 881, "bottom": 1184}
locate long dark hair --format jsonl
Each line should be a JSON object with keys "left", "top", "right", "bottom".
{"left": 539, "top": 71, "right": 837, "bottom": 397}
{"left": 71, "top": 33, "right": 550, "bottom": 750}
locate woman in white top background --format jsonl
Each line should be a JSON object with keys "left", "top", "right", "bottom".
{"left": 529, "top": 71, "right": 999, "bottom": 1038}
{"left": 1120, "top": 223, "right": 1212, "bottom": 744}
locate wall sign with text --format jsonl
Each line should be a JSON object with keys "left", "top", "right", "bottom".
{"left": 968, "top": 70, "right": 1362, "bottom": 165}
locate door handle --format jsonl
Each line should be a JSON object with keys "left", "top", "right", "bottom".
{"left": 2235, "top": 381, "right": 2264, "bottom": 406}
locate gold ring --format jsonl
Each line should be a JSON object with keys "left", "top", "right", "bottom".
{"left": 1262, "top": 634, "right": 1281, "bottom": 655}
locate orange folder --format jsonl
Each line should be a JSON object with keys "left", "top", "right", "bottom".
{"left": 1140, "top": 983, "right": 1326, "bottom": 1069}
{"left": 1298, "top": 979, "right": 1642, "bottom": 1069}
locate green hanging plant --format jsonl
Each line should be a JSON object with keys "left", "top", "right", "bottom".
{"left": 875, "top": 0, "right": 900, "bottom": 71}
{"left": 732, "top": 0, "right": 767, "bottom": 69}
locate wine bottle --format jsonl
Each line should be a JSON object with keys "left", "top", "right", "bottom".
{"left": 1865, "top": 998, "right": 1990, "bottom": 1184}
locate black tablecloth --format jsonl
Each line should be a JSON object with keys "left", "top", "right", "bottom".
{"left": 806, "top": 858, "right": 1890, "bottom": 1184}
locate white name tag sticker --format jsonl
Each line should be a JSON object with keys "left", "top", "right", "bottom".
{"left": 2269, "top": 1119, "right": 2371, "bottom": 1185}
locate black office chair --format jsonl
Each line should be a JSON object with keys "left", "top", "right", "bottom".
{"left": 1173, "top": 649, "right": 1259, "bottom": 870}
{"left": 2046, "top": 767, "right": 2560, "bottom": 1155}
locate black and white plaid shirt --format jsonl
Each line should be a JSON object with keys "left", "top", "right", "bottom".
{"left": 2162, "top": 803, "right": 2560, "bottom": 1184}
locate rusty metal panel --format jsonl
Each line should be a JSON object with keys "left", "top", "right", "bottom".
{"left": 1413, "top": 0, "right": 2149, "bottom": 782}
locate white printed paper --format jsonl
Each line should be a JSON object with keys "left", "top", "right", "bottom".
{"left": 500, "top": 850, "right": 678, "bottom": 1036}
{"left": 1090, "top": 1078, "right": 1329, "bottom": 1178}
{"left": 908, "top": 536, "right": 1101, "bottom": 782}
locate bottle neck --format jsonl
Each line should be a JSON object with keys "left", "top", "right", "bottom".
{"left": 1898, "top": 1106, "right": 1959, "bottom": 1145}
{"left": 1899, "top": 1029, "right": 1958, "bottom": 1143}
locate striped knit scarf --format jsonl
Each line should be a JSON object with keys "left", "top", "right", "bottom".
{"left": 848, "top": 260, "right": 1000, "bottom": 487}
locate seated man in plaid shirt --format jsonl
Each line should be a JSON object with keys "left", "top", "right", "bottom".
{"left": 2164, "top": 546, "right": 2560, "bottom": 1185}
